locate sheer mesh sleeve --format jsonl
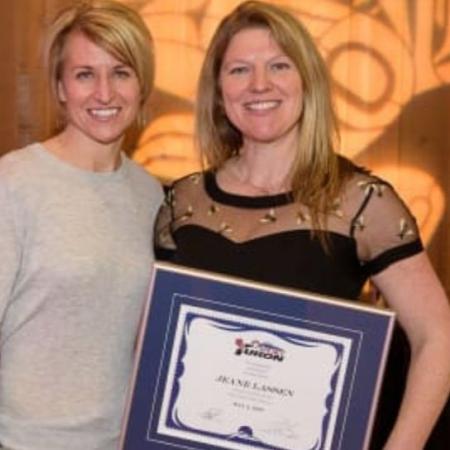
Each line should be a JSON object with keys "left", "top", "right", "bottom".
{"left": 154, "top": 186, "right": 177, "bottom": 260}
{"left": 351, "top": 176, "right": 423, "bottom": 275}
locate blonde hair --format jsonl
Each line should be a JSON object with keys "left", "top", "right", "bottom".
{"left": 196, "top": 0, "right": 353, "bottom": 232}
{"left": 45, "top": 0, "right": 154, "bottom": 128}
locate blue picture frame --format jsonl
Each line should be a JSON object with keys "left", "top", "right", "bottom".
{"left": 121, "top": 262, "right": 395, "bottom": 450}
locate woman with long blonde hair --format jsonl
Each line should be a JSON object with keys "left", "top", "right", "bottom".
{"left": 156, "top": 2, "right": 450, "bottom": 449}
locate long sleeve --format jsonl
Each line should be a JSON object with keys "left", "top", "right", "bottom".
{"left": 0, "top": 178, "right": 22, "bottom": 327}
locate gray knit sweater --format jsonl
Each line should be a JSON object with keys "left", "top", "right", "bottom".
{"left": 0, "top": 143, "right": 163, "bottom": 449}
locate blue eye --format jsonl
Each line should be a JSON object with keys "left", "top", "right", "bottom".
{"left": 114, "top": 69, "right": 132, "bottom": 79}
{"left": 75, "top": 71, "right": 93, "bottom": 80}
{"left": 228, "top": 66, "right": 249, "bottom": 75}
{"left": 271, "top": 61, "right": 291, "bottom": 71}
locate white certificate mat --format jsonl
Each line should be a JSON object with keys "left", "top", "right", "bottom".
{"left": 121, "top": 263, "right": 395, "bottom": 450}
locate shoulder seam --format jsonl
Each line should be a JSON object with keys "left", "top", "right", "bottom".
{"left": 350, "top": 184, "right": 374, "bottom": 237}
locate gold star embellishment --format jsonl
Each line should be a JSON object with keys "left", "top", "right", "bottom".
{"left": 357, "top": 180, "right": 386, "bottom": 196}
{"left": 354, "top": 215, "right": 366, "bottom": 231}
{"left": 331, "top": 198, "right": 344, "bottom": 218}
{"left": 177, "top": 205, "right": 193, "bottom": 222}
{"left": 296, "top": 210, "right": 310, "bottom": 224}
{"left": 219, "top": 222, "right": 233, "bottom": 235}
{"left": 260, "top": 209, "right": 277, "bottom": 224}
{"left": 208, "top": 204, "right": 219, "bottom": 216}
{"left": 189, "top": 173, "right": 201, "bottom": 184}
{"left": 398, "top": 219, "right": 415, "bottom": 240}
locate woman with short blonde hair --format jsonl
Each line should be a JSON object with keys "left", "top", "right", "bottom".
{"left": 0, "top": 2, "right": 162, "bottom": 448}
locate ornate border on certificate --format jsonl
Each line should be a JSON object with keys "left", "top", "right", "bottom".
{"left": 121, "top": 263, "right": 395, "bottom": 450}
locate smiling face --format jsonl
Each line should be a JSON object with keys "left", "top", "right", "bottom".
{"left": 219, "top": 27, "right": 303, "bottom": 148}
{"left": 57, "top": 30, "right": 141, "bottom": 146}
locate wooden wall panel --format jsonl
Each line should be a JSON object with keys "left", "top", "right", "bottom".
{"left": 0, "top": 0, "right": 449, "bottom": 297}
{"left": 0, "top": 0, "right": 448, "bottom": 444}
{"left": 0, "top": 3, "right": 19, "bottom": 155}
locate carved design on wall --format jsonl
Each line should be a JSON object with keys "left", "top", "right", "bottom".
{"left": 126, "top": 0, "right": 449, "bottom": 250}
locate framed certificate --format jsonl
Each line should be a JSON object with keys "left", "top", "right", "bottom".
{"left": 121, "top": 262, "right": 395, "bottom": 450}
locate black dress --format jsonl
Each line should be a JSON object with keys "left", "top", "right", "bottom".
{"left": 155, "top": 169, "right": 424, "bottom": 449}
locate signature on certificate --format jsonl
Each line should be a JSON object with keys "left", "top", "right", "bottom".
{"left": 201, "top": 408, "right": 222, "bottom": 420}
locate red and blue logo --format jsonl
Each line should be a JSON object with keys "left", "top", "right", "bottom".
{"left": 234, "top": 338, "right": 285, "bottom": 362}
